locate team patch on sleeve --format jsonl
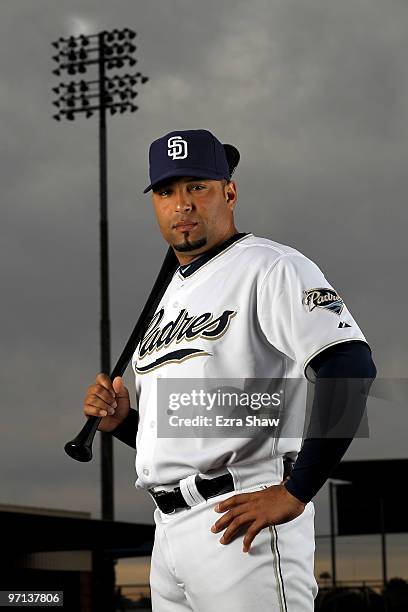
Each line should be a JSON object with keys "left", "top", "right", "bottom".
{"left": 303, "top": 287, "right": 344, "bottom": 316}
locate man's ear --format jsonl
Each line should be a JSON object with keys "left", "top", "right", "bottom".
{"left": 225, "top": 180, "right": 237, "bottom": 206}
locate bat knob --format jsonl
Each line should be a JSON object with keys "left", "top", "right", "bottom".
{"left": 64, "top": 439, "right": 93, "bottom": 462}
{"left": 64, "top": 415, "right": 100, "bottom": 462}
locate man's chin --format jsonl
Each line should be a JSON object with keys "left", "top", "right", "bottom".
{"left": 172, "top": 236, "right": 207, "bottom": 253}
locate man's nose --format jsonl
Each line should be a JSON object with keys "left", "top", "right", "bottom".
{"left": 174, "top": 188, "right": 193, "bottom": 211}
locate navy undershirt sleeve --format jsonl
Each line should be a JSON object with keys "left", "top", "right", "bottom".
{"left": 111, "top": 407, "right": 138, "bottom": 449}
{"left": 284, "top": 341, "right": 377, "bottom": 504}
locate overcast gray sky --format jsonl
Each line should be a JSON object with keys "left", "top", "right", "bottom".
{"left": 1, "top": 0, "right": 407, "bottom": 541}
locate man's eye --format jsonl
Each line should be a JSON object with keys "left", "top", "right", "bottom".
{"left": 190, "top": 184, "right": 205, "bottom": 191}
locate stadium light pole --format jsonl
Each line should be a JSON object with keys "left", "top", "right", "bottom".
{"left": 51, "top": 28, "right": 149, "bottom": 522}
{"left": 329, "top": 481, "right": 337, "bottom": 588}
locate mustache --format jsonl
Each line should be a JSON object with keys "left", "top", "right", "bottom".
{"left": 172, "top": 221, "right": 198, "bottom": 228}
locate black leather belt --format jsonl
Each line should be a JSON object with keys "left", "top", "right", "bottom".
{"left": 149, "top": 459, "right": 294, "bottom": 514}
{"left": 149, "top": 473, "right": 234, "bottom": 514}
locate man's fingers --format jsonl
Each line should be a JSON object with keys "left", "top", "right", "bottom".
{"left": 112, "top": 376, "right": 126, "bottom": 392}
{"left": 218, "top": 514, "right": 253, "bottom": 545}
{"left": 84, "top": 395, "right": 117, "bottom": 418}
{"left": 87, "top": 393, "right": 117, "bottom": 410}
{"left": 112, "top": 377, "right": 129, "bottom": 399}
{"left": 211, "top": 504, "right": 252, "bottom": 533}
{"left": 84, "top": 404, "right": 108, "bottom": 417}
{"left": 84, "top": 402, "right": 115, "bottom": 417}
{"left": 211, "top": 509, "right": 236, "bottom": 533}
{"left": 215, "top": 492, "right": 251, "bottom": 513}
{"left": 95, "top": 373, "right": 115, "bottom": 397}
{"left": 88, "top": 386, "right": 117, "bottom": 405}
{"left": 242, "top": 522, "right": 264, "bottom": 553}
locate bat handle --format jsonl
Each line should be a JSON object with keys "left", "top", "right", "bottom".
{"left": 64, "top": 247, "right": 178, "bottom": 463}
{"left": 64, "top": 415, "right": 101, "bottom": 462}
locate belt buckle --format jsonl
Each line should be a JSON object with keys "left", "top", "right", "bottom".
{"left": 152, "top": 489, "right": 177, "bottom": 514}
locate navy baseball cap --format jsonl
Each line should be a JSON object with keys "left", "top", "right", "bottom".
{"left": 143, "top": 129, "right": 240, "bottom": 193}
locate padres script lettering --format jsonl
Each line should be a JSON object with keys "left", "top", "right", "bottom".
{"left": 138, "top": 308, "right": 237, "bottom": 360}
{"left": 303, "top": 287, "right": 344, "bottom": 316}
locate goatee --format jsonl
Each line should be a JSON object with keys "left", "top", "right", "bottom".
{"left": 173, "top": 236, "right": 207, "bottom": 253}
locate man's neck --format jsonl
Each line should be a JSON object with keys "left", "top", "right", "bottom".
{"left": 176, "top": 232, "right": 249, "bottom": 279}
{"left": 175, "top": 228, "right": 239, "bottom": 266}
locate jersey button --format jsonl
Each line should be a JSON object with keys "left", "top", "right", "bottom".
{"left": 173, "top": 301, "right": 179, "bottom": 308}
{"left": 150, "top": 420, "right": 156, "bottom": 428}
{"left": 143, "top": 468, "right": 150, "bottom": 476}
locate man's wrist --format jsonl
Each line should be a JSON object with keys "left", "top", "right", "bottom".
{"left": 283, "top": 478, "right": 309, "bottom": 505}
{"left": 111, "top": 407, "right": 138, "bottom": 449}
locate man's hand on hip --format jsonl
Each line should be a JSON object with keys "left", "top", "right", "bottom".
{"left": 210, "top": 483, "right": 306, "bottom": 553}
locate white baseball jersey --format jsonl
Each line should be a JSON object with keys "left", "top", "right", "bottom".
{"left": 131, "top": 233, "right": 367, "bottom": 490}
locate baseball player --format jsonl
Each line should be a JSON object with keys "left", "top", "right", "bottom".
{"left": 83, "top": 129, "right": 376, "bottom": 611}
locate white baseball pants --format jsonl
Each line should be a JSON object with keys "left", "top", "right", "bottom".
{"left": 149, "top": 459, "right": 318, "bottom": 611}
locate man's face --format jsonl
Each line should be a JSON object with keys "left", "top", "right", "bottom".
{"left": 151, "top": 176, "right": 238, "bottom": 264}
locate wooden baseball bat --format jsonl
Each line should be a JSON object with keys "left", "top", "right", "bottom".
{"left": 64, "top": 246, "right": 179, "bottom": 461}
